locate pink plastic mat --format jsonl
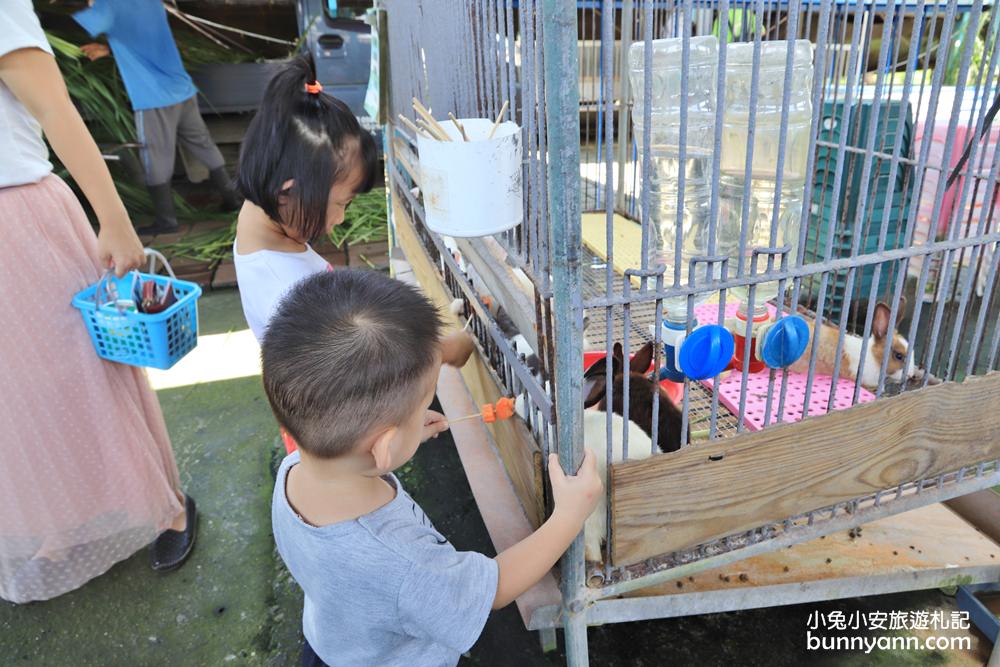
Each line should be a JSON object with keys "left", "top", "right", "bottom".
{"left": 692, "top": 302, "right": 875, "bottom": 431}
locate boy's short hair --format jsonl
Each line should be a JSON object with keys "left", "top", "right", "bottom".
{"left": 262, "top": 269, "right": 444, "bottom": 458}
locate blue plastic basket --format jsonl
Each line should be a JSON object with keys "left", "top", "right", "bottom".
{"left": 72, "top": 253, "right": 201, "bottom": 370}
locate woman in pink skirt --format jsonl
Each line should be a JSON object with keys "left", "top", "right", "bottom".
{"left": 0, "top": 0, "right": 197, "bottom": 603}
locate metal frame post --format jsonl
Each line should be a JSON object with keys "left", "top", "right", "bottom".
{"left": 541, "top": 0, "right": 587, "bottom": 663}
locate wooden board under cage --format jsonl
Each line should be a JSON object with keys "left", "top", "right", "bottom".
{"left": 628, "top": 501, "right": 1000, "bottom": 596}
{"left": 611, "top": 371, "right": 1000, "bottom": 567}
{"left": 390, "top": 189, "right": 545, "bottom": 528}
{"left": 581, "top": 212, "right": 646, "bottom": 289}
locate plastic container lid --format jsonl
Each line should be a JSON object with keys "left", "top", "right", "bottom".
{"left": 760, "top": 315, "right": 810, "bottom": 368}
{"left": 678, "top": 324, "right": 735, "bottom": 380}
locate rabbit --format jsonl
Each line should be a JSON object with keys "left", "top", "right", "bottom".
{"left": 578, "top": 410, "right": 655, "bottom": 563}
{"left": 789, "top": 299, "right": 928, "bottom": 390}
{"left": 515, "top": 338, "right": 684, "bottom": 563}
{"left": 514, "top": 385, "right": 655, "bottom": 564}
{"left": 500, "top": 308, "right": 593, "bottom": 379}
{"left": 583, "top": 341, "right": 687, "bottom": 454}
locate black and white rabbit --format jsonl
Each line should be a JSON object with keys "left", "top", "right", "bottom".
{"left": 515, "top": 340, "right": 684, "bottom": 563}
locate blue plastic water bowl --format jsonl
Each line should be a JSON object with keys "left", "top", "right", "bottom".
{"left": 759, "top": 315, "right": 811, "bottom": 369}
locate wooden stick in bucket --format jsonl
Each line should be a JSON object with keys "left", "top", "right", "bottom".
{"left": 487, "top": 100, "right": 510, "bottom": 139}
{"left": 448, "top": 113, "right": 470, "bottom": 142}
{"left": 412, "top": 98, "right": 452, "bottom": 141}
{"left": 397, "top": 114, "right": 431, "bottom": 139}
{"left": 417, "top": 118, "right": 451, "bottom": 142}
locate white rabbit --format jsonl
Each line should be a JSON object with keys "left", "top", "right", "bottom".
{"left": 515, "top": 389, "right": 655, "bottom": 563}
{"left": 579, "top": 409, "right": 655, "bottom": 563}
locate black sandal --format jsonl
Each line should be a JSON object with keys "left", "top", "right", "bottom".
{"left": 151, "top": 494, "right": 197, "bottom": 572}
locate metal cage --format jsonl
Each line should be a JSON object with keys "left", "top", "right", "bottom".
{"left": 381, "top": 0, "right": 1000, "bottom": 663}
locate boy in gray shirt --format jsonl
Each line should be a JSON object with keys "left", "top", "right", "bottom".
{"left": 262, "top": 269, "right": 602, "bottom": 667}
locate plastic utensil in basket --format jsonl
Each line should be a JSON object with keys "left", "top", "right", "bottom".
{"left": 72, "top": 248, "right": 202, "bottom": 370}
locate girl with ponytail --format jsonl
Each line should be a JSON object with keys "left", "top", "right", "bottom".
{"left": 234, "top": 55, "right": 378, "bottom": 342}
{"left": 234, "top": 56, "right": 473, "bottom": 453}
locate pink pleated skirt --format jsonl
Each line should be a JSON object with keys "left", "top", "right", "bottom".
{"left": 0, "top": 175, "right": 183, "bottom": 603}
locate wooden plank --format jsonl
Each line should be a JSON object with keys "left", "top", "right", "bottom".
{"left": 581, "top": 212, "right": 643, "bottom": 288}
{"left": 627, "top": 503, "right": 1000, "bottom": 597}
{"left": 454, "top": 237, "right": 538, "bottom": 352}
{"left": 947, "top": 489, "right": 1000, "bottom": 546}
{"left": 435, "top": 362, "right": 560, "bottom": 627}
{"left": 392, "top": 195, "right": 544, "bottom": 527}
{"left": 392, "top": 134, "right": 421, "bottom": 189}
{"left": 396, "top": 262, "right": 559, "bottom": 628}
{"left": 612, "top": 372, "right": 1000, "bottom": 566}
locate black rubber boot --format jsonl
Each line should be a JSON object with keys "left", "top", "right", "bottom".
{"left": 138, "top": 182, "right": 179, "bottom": 236}
{"left": 209, "top": 166, "right": 243, "bottom": 212}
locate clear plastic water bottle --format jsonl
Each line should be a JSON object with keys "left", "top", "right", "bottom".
{"left": 629, "top": 36, "right": 718, "bottom": 315}
{"left": 718, "top": 40, "right": 814, "bottom": 312}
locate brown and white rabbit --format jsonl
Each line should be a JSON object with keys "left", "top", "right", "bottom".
{"left": 579, "top": 410, "right": 654, "bottom": 564}
{"left": 579, "top": 342, "right": 686, "bottom": 562}
{"left": 788, "top": 299, "right": 925, "bottom": 390}
{"left": 516, "top": 340, "right": 683, "bottom": 563}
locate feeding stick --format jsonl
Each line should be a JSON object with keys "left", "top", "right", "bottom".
{"left": 448, "top": 113, "right": 470, "bottom": 141}
{"left": 448, "top": 413, "right": 483, "bottom": 424}
{"left": 449, "top": 398, "right": 516, "bottom": 425}
{"left": 412, "top": 98, "right": 451, "bottom": 141}
{"left": 487, "top": 100, "right": 509, "bottom": 139}
{"left": 397, "top": 114, "right": 431, "bottom": 139}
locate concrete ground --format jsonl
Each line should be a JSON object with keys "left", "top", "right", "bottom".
{"left": 1, "top": 289, "right": 995, "bottom": 666}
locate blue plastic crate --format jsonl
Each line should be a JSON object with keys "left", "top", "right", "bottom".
{"left": 72, "top": 271, "right": 201, "bottom": 370}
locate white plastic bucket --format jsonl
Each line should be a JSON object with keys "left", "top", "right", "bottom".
{"left": 417, "top": 118, "right": 522, "bottom": 237}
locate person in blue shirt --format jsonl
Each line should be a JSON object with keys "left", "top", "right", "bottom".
{"left": 75, "top": 0, "right": 241, "bottom": 234}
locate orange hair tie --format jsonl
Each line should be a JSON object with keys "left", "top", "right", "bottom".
{"left": 304, "top": 80, "right": 323, "bottom": 95}
{"left": 280, "top": 430, "right": 298, "bottom": 454}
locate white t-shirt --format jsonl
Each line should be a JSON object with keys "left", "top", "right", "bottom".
{"left": 0, "top": 0, "right": 54, "bottom": 189}
{"left": 233, "top": 240, "right": 333, "bottom": 341}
